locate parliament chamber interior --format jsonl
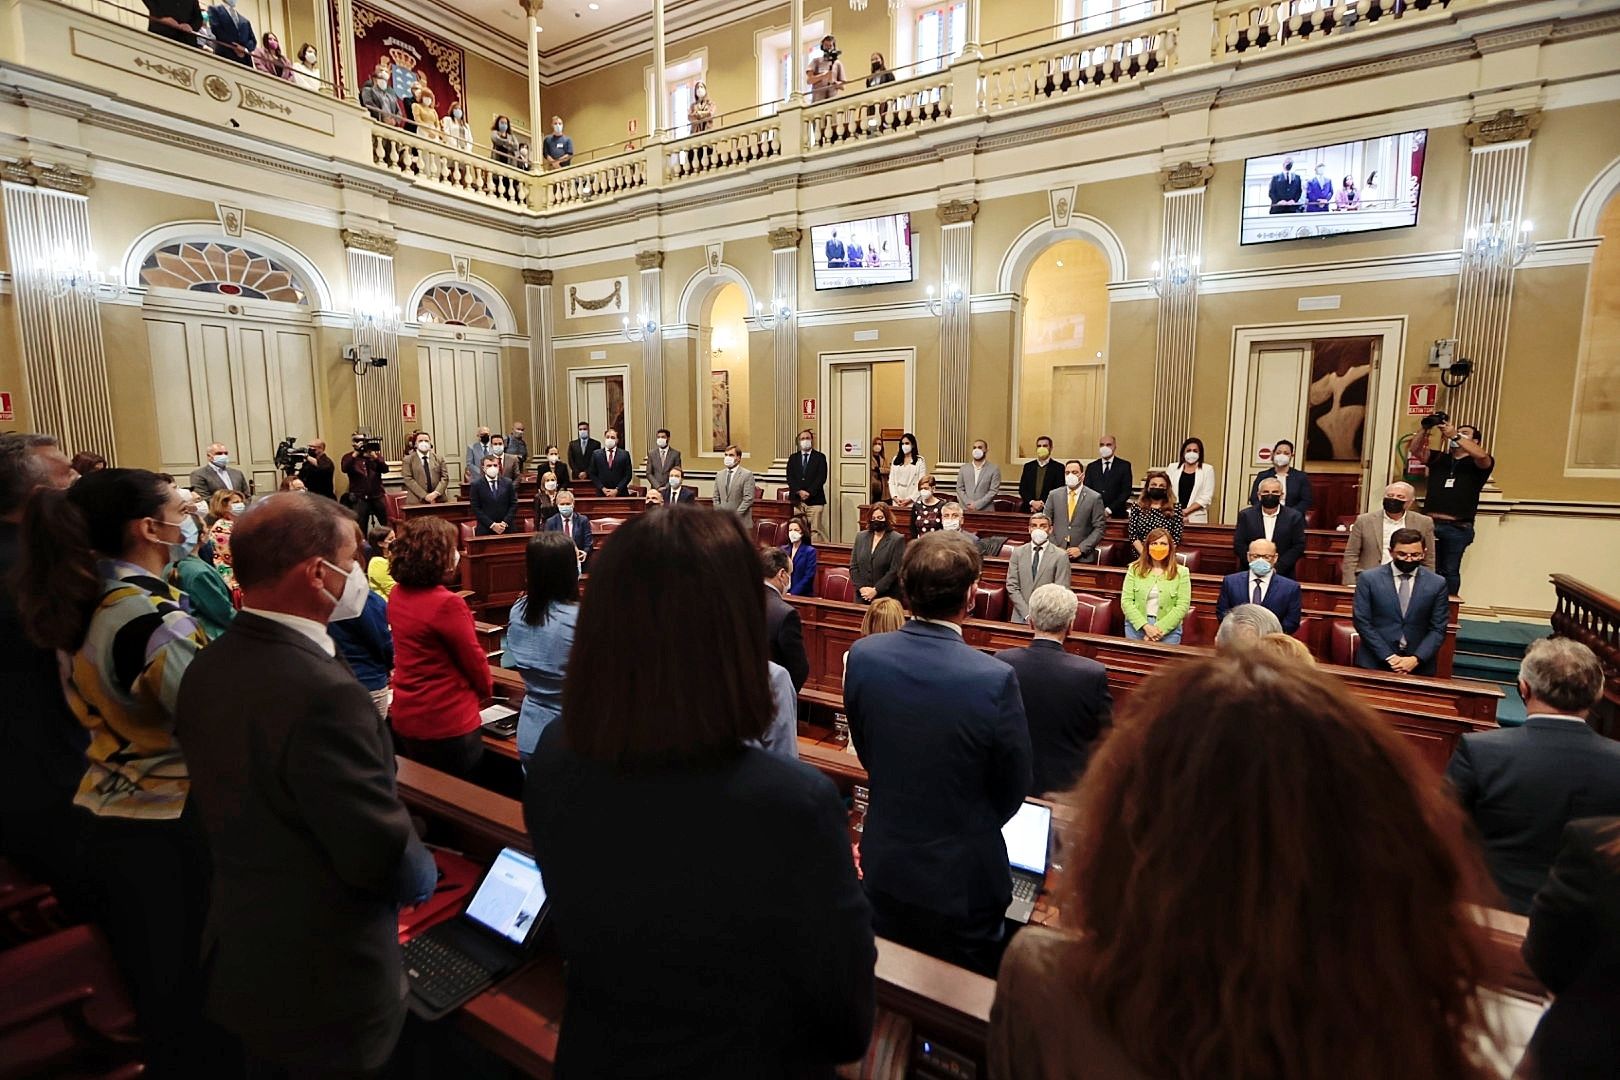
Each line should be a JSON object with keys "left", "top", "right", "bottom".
{"left": 3, "top": 0, "right": 1620, "bottom": 1075}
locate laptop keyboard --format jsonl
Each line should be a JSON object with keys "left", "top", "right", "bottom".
{"left": 403, "top": 930, "right": 495, "bottom": 1011}
{"left": 1011, "top": 877, "right": 1039, "bottom": 903}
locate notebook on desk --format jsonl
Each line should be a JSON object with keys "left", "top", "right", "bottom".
{"left": 479, "top": 703, "right": 518, "bottom": 739}
{"left": 1002, "top": 801, "right": 1052, "bottom": 924}
{"left": 402, "top": 847, "right": 549, "bottom": 1020}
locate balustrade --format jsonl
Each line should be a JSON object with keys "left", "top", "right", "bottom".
{"left": 980, "top": 14, "right": 1177, "bottom": 111}
{"left": 1215, "top": 0, "right": 1457, "bottom": 55}
{"left": 803, "top": 71, "right": 955, "bottom": 150}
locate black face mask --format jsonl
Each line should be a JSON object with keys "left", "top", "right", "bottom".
{"left": 872, "top": 61, "right": 882, "bottom": 72}
{"left": 870, "top": 518, "right": 888, "bottom": 533}
{"left": 479, "top": 434, "right": 490, "bottom": 443}
{"left": 1146, "top": 488, "right": 1167, "bottom": 501}
{"left": 1383, "top": 497, "right": 1407, "bottom": 515}
{"left": 1393, "top": 557, "right": 1423, "bottom": 574}
{"left": 1259, "top": 494, "right": 1281, "bottom": 509}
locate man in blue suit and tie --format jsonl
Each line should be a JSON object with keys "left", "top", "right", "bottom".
{"left": 469, "top": 454, "right": 517, "bottom": 536}
{"left": 1216, "top": 538, "right": 1302, "bottom": 633}
{"left": 845, "top": 533, "right": 1031, "bottom": 976}
{"left": 1352, "top": 528, "right": 1449, "bottom": 676}
{"left": 542, "top": 489, "right": 594, "bottom": 568}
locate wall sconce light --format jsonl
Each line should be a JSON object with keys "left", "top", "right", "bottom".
{"left": 924, "top": 283, "right": 964, "bottom": 317}
{"left": 45, "top": 248, "right": 125, "bottom": 302}
{"left": 621, "top": 312, "right": 660, "bottom": 341}
{"left": 1149, "top": 250, "right": 1199, "bottom": 298}
{"left": 1462, "top": 208, "right": 1535, "bottom": 272}
{"left": 754, "top": 296, "right": 794, "bottom": 330}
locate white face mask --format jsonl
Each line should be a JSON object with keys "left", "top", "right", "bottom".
{"left": 548, "top": 454, "right": 559, "bottom": 463}
{"left": 724, "top": 455, "right": 737, "bottom": 468}
{"left": 321, "top": 559, "right": 369, "bottom": 623}
{"left": 901, "top": 442, "right": 913, "bottom": 454}
{"left": 787, "top": 529, "right": 802, "bottom": 543}
{"left": 919, "top": 488, "right": 934, "bottom": 500}
{"left": 491, "top": 445, "right": 505, "bottom": 457}
{"left": 484, "top": 467, "right": 499, "bottom": 478}
{"left": 942, "top": 518, "right": 961, "bottom": 531}
{"left": 1184, "top": 450, "right": 1200, "bottom": 465}
{"left": 1097, "top": 445, "right": 1114, "bottom": 459}
{"left": 800, "top": 439, "right": 813, "bottom": 452}
{"left": 544, "top": 480, "right": 558, "bottom": 492}
{"left": 971, "top": 447, "right": 985, "bottom": 461}
{"left": 1065, "top": 474, "right": 1081, "bottom": 489}
{"left": 1273, "top": 453, "right": 1292, "bottom": 468}
{"left": 604, "top": 437, "right": 617, "bottom": 450}
{"left": 230, "top": 501, "right": 246, "bottom": 515}
{"left": 656, "top": 437, "right": 668, "bottom": 448}
{"left": 1029, "top": 528, "right": 1049, "bottom": 547}
{"left": 417, "top": 442, "right": 431, "bottom": 453}
{"left": 669, "top": 478, "right": 682, "bottom": 489}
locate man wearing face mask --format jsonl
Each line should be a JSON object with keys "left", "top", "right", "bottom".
{"left": 1045, "top": 459, "right": 1107, "bottom": 564}
{"left": 588, "top": 427, "right": 632, "bottom": 496}
{"left": 360, "top": 64, "right": 402, "bottom": 126}
{"left": 1006, "top": 512, "right": 1072, "bottom": 624}
{"left": 1342, "top": 481, "right": 1435, "bottom": 584}
{"left": 470, "top": 455, "right": 518, "bottom": 536}
{"left": 1083, "top": 435, "right": 1134, "bottom": 519}
{"left": 1351, "top": 528, "right": 1449, "bottom": 676}
{"left": 487, "top": 435, "right": 522, "bottom": 482}
{"left": 205, "top": 0, "right": 256, "bottom": 64}
{"left": 713, "top": 444, "right": 756, "bottom": 529}
{"left": 403, "top": 433, "right": 448, "bottom": 506}
{"left": 1248, "top": 439, "right": 1314, "bottom": 518}
{"left": 1216, "top": 538, "right": 1302, "bottom": 634}
{"left": 569, "top": 422, "right": 600, "bottom": 482}
{"left": 465, "top": 426, "right": 493, "bottom": 481}
{"left": 957, "top": 439, "right": 1001, "bottom": 512}
{"left": 1233, "top": 477, "right": 1306, "bottom": 579}
{"left": 662, "top": 468, "right": 695, "bottom": 506}
{"left": 1018, "top": 436, "right": 1063, "bottom": 514}
{"left": 646, "top": 427, "right": 683, "bottom": 494}
{"left": 1413, "top": 419, "right": 1494, "bottom": 598}
{"left": 940, "top": 500, "right": 978, "bottom": 544}
{"left": 189, "top": 441, "right": 249, "bottom": 499}
{"left": 786, "top": 428, "right": 829, "bottom": 542}
{"left": 505, "top": 422, "right": 529, "bottom": 471}
{"left": 543, "top": 489, "right": 594, "bottom": 568}
{"left": 177, "top": 494, "right": 436, "bottom": 1077}
{"left": 542, "top": 115, "right": 574, "bottom": 169}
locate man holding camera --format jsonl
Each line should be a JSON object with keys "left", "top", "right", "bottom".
{"left": 297, "top": 438, "right": 335, "bottom": 499}
{"left": 342, "top": 432, "right": 390, "bottom": 532}
{"left": 807, "top": 36, "right": 846, "bottom": 103}
{"left": 1412, "top": 416, "right": 1493, "bottom": 598}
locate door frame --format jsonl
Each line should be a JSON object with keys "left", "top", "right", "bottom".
{"left": 1222, "top": 316, "right": 1406, "bottom": 522}
{"left": 818, "top": 348, "right": 915, "bottom": 540}
{"left": 567, "top": 363, "right": 634, "bottom": 452}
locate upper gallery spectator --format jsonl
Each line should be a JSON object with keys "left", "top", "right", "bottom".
{"left": 142, "top": 0, "right": 203, "bottom": 48}
{"left": 543, "top": 488, "right": 594, "bottom": 568}
{"left": 909, "top": 474, "right": 947, "bottom": 537}
{"left": 851, "top": 505, "right": 903, "bottom": 604}
{"left": 1248, "top": 438, "right": 1314, "bottom": 517}
{"left": 1413, "top": 418, "right": 1494, "bottom": 598}
{"left": 1046, "top": 459, "right": 1107, "bottom": 563}
{"left": 71, "top": 450, "right": 108, "bottom": 477}
{"left": 958, "top": 438, "right": 1001, "bottom": 511}
{"left": 1305, "top": 162, "right": 1335, "bottom": 211}
{"left": 761, "top": 546, "right": 810, "bottom": 691}
{"left": 410, "top": 84, "right": 442, "bottom": 141}
{"left": 989, "top": 653, "right": 1500, "bottom": 1079}
{"left": 994, "top": 583, "right": 1112, "bottom": 796}
{"left": 866, "top": 50, "right": 896, "bottom": 88}
{"left": 662, "top": 466, "right": 695, "bottom": 506}
{"left": 470, "top": 454, "right": 518, "bottom": 535}
{"left": 523, "top": 509, "right": 874, "bottom": 1075}
{"left": 505, "top": 421, "right": 530, "bottom": 470}
{"left": 251, "top": 31, "right": 295, "bottom": 81}
{"left": 1083, "top": 434, "right": 1133, "bottom": 518}
{"left": 464, "top": 425, "right": 493, "bottom": 479}
{"left": 402, "top": 432, "right": 448, "bottom": 506}
{"left": 940, "top": 500, "right": 977, "bottom": 543}
{"left": 1351, "top": 527, "right": 1449, "bottom": 677}
{"left": 360, "top": 65, "right": 401, "bottom": 126}
{"left": 688, "top": 80, "right": 716, "bottom": 133}
{"left": 845, "top": 532, "right": 1031, "bottom": 975}
{"left": 1446, "top": 637, "right": 1620, "bottom": 913}
{"left": 291, "top": 42, "right": 321, "bottom": 91}
{"left": 491, "top": 115, "right": 520, "bottom": 166}
{"left": 440, "top": 102, "right": 473, "bottom": 151}
{"left": 1018, "top": 435, "right": 1062, "bottom": 513}
{"left": 714, "top": 445, "right": 756, "bottom": 529}
{"left": 1213, "top": 602, "right": 1284, "bottom": 652}
{"left": 588, "top": 427, "right": 632, "bottom": 495}
{"left": 1006, "top": 512, "right": 1070, "bottom": 625}
{"left": 1216, "top": 537, "right": 1302, "bottom": 634}
{"left": 1165, "top": 436, "right": 1216, "bottom": 523}
{"left": 1268, "top": 155, "right": 1303, "bottom": 212}
{"left": 1518, "top": 816, "right": 1620, "bottom": 1078}
{"left": 15, "top": 468, "right": 211, "bottom": 1072}
{"left": 807, "top": 35, "right": 848, "bottom": 103}
{"left": 341, "top": 432, "right": 389, "bottom": 532}
{"left": 645, "top": 428, "right": 682, "bottom": 493}
{"left": 568, "top": 421, "right": 600, "bottom": 481}
{"left": 1127, "top": 468, "right": 1183, "bottom": 553}
{"left": 1233, "top": 477, "right": 1307, "bottom": 578}
{"left": 295, "top": 437, "right": 335, "bottom": 499}
{"left": 1342, "top": 480, "right": 1435, "bottom": 583}
{"left": 888, "top": 433, "right": 925, "bottom": 506}
{"left": 514, "top": 143, "right": 532, "bottom": 171}
{"left": 505, "top": 531, "right": 580, "bottom": 760}
{"left": 782, "top": 514, "right": 817, "bottom": 597}
{"left": 177, "top": 494, "right": 434, "bottom": 1077}
{"left": 386, "top": 517, "right": 491, "bottom": 778}
{"left": 189, "top": 441, "right": 248, "bottom": 498}
{"left": 206, "top": 0, "right": 256, "bottom": 64}
{"left": 786, "top": 428, "right": 829, "bottom": 542}
{"left": 1121, "top": 527, "right": 1191, "bottom": 644}
{"left": 542, "top": 115, "right": 574, "bottom": 169}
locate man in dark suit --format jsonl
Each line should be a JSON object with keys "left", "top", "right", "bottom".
{"left": 588, "top": 427, "right": 632, "bottom": 496}
{"left": 786, "top": 428, "right": 830, "bottom": 542}
{"left": 1446, "top": 638, "right": 1620, "bottom": 913}
{"left": 1351, "top": 528, "right": 1448, "bottom": 676}
{"left": 1017, "top": 436, "right": 1063, "bottom": 514}
{"left": 470, "top": 455, "right": 518, "bottom": 535}
{"left": 176, "top": 494, "right": 435, "bottom": 1075}
{"left": 189, "top": 441, "right": 249, "bottom": 499}
{"left": 1083, "top": 435, "right": 1133, "bottom": 518}
{"left": 845, "top": 533, "right": 1031, "bottom": 976}
{"left": 543, "top": 489, "right": 594, "bottom": 567}
{"left": 1216, "top": 538, "right": 1302, "bottom": 633}
{"left": 568, "top": 421, "right": 600, "bottom": 482}
{"left": 1233, "top": 477, "right": 1307, "bottom": 578}
{"left": 205, "top": 0, "right": 255, "bottom": 64}
{"left": 1248, "top": 439, "right": 1313, "bottom": 517}
{"left": 662, "top": 467, "right": 696, "bottom": 506}
{"left": 761, "top": 547, "right": 809, "bottom": 691}
{"left": 1268, "top": 156, "right": 1303, "bottom": 213}
{"left": 994, "top": 583, "right": 1111, "bottom": 796}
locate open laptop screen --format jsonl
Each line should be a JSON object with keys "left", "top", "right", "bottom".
{"left": 1002, "top": 801, "right": 1053, "bottom": 875}
{"left": 464, "top": 848, "right": 548, "bottom": 945}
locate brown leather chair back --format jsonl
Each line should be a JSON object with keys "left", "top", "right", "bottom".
{"left": 1071, "top": 592, "right": 1116, "bottom": 635}
{"left": 972, "top": 585, "right": 1009, "bottom": 622}
{"left": 818, "top": 567, "right": 854, "bottom": 603}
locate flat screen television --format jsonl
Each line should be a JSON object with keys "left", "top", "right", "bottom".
{"left": 1240, "top": 129, "right": 1427, "bottom": 245}
{"left": 811, "top": 213, "right": 915, "bottom": 290}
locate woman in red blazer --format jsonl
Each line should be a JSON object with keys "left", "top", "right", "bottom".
{"left": 386, "top": 517, "right": 492, "bottom": 777}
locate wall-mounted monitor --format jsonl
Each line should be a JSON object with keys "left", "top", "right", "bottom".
{"left": 811, "top": 213, "right": 915, "bottom": 290}
{"left": 1240, "top": 129, "right": 1427, "bottom": 245}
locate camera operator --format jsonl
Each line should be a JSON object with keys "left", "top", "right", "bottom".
{"left": 807, "top": 35, "right": 846, "bottom": 103}
{"left": 341, "top": 431, "right": 390, "bottom": 532}
{"left": 297, "top": 438, "right": 335, "bottom": 500}
{"left": 1412, "top": 415, "right": 1493, "bottom": 598}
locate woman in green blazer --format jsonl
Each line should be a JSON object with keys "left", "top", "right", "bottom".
{"left": 1119, "top": 527, "right": 1190, "bottom": 644}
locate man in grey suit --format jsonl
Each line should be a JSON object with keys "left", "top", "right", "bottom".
{"left": 1351, "top": 528, "right": 1449, "bottom": 676}
{"left": 956, "top": 439, "right": 1001, "bottom": 512}
{"left": 1044, "top": 460, "right": 1107, "bottom": 563}
{"left": 402, "top": 434, "right": 448, "bottom": 505}
{"left": 1342, "top": 481, "right": 1435, "bottom": 584}
{"left": 646, "top": 428, "right": 682, "bottom": 493}
{"left": 189, "top": 442, "right": 250, "bottom": 499}
{"left": 1005, "top": 512, "right": 1071, "bottom": 624}
{"left": 714, "top": 443, "right": 755, "bottom": 529}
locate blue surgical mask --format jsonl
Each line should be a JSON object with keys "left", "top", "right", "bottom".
{"left": 1249, "top": 557, "right": 1273, "bottom": 578}
{"left": 230, "top": 501, "right": 246, "bottom": 515}
{"left": 212, "top": 453, "right": 230, "bottom": 467}
{"left": 180, "top": 515, "right": 200, "bottom": 548}
{"left": 559, "top": 505, "right": 573, "bottom": 517}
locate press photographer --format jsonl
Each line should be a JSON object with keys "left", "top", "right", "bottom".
{"left": 341, "top": 432, "right": 390, "bottom": 531}
{"left": 1411, "top": 412, "right": 1494, "bottom": 598}
{"left": 273, "top": 436, "right": 336, "bottom": 499}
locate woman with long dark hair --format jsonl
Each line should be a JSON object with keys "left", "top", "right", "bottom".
{"left": 1163, "top": 435, "right": 1216, "bottom": 524}
{"left": 888, "top": 432, "right": 925, "bottom": 505}
{"left": 505, "top": 531, "right": 581, "bottom": 759}
{"left": 989, "top": 653, "right": 1499, "bottom": 1080}
{"left": 15, "top": 468, "right": 213, "bottom": 1072}
{"left": 523, "top": 507, "right": 875, "bottom": 1075}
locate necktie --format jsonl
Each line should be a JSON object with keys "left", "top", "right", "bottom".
{"left": 1031, "top": 545, "right": 1041, "bottom": 580}
{"left": 1397, "top": 572, "right": 1412, "bottom": 615}
{"left": 1252, "top": 579, "right": 1263, "bottom": 605}
{"left": 1068, "top": 490, "right": 1077, "bottom": 520}
{"left": 803, "top": 452, "right": 809, "bottom": 469}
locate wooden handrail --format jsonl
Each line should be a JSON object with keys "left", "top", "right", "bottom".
{"left": 1550, "top": 573, "right": 1620, "bottom": 737}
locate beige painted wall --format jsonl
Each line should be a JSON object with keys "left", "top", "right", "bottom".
{"left": 1570, "top": 194, "right": 1620, "bottom": 471}
{"left": 1016, "top": 238, "right": 1110, "bottom": 456}
{"left": 706, "top": 282, "right": 752, "bottom": 453}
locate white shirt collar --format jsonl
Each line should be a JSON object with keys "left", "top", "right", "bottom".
{"left": 242, "top": 607, "right": 336, "bottom": 656}
{"left": 1527, "top": 713, "right": 1589, "bottom": 726}
{"left": 914, "top": 617, "right": 964, "bottom": 636}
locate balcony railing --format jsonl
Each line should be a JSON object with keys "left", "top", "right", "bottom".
{"left": 371, "top": 127, "right": 535, "bottom": 210}
{"left": 1215, "top": 0, "right": 1456, "bottom": 55}
{"left": 981, "top": 12, "right": 1177, "bottom": 112}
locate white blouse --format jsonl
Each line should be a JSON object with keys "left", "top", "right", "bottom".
{"left": 291, "top": 62, "right": 321, "bottom": 93}
{"left": 1161, "top": 462, "right": 1217, "bottom": 524}
{"left": 888, "top": 459, "right": 926, "bottom": 503}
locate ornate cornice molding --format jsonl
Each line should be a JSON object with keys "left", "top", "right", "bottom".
{"left": 1465, "top": 108, "right": 1541, "bottom": 147}
{"left": 767, "top": 227, "right": 802, "bottom": 250}
{"left": 1160, "top": 161, "right": 1214, "bottom": 192}
{"left": 522, "top": 268, "right": 553, "bottom": 287}
{"left": 0, "top": 157, "right": 96, "bottom": 194}
{"left": 937, "top": 199, "right": 979, "bottom": 225}
{"left": 634, "top": 249, "right": 664, "bottom": 270}
{"left": 341, "top": 228, "right": 397, "bottom": 256}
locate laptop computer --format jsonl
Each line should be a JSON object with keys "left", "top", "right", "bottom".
{"left": 1001, "top": 800, "right": 1053, "bottom": 924}
{"left": 402, "top": 847, "right": 550, "bottom": 1020}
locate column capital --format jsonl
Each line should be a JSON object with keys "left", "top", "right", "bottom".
{"left": 634, "top": 249, "right": 665, "bottom": 271}
{"left": 936, "top": 199, "right": 979, "bottom": 226}
{"left": 518, "top": 0, "right": 543, "bottom": 16}
{"left": 341, "top": 228, "right": 397, "bottom": 257}
{"left": 1464, "top": 108, "right": 1541, "bottom": 147}
{"left": 522, "top": 268, "right": 553, "bottom": 287}
{"left": 1159, "top": 160, "right": 1214, "bottom": 192}
{"left": 767, "top": 227, "right": 802, "bottom": 250}
{"left": 2, "top": 157, "right": 95, "bottom": 194}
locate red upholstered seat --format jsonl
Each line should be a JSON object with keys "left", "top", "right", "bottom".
{"left": 457, "top": 521, "right": 476, "bottom": 544}
{"left": 1109, "top": 541, "right": 1136, "bottom": 567}
{"left": 1093, "top": 541, "right": 1117, "bottom": 567}
{"left": 755, "top": 520, "right": 781, "bottom": 546}
{"left": 1336, "top": 514, "right": 1358, "bottom": 529}
{"left": 991, "top": 495, "right": 1021, "bottom": 513}
{"left": 774, "top": 486, "right": 793, "bottom": 501}
{"left": 593, "top": 516, "right": 624, "bottom": 535}
{"left": 972, "top": 585, "right": 1008, "bottom": 622}
{"left": 0, "top": 924, "right": 142, "bottom": 1078}
{"left": 1176, "top": 549, "right": 1202, "bottom": 573}
{"left": 1330, "top": 621, "right": 1360, "bottom": 666}
{"left": 384, "top": 491, "right": 406, "bottom": 524}
{"left": 1180, "top": 604, "right": 1213, "bottom": 647}
{"left": 1071, "top": 592, "right": 1115, "bottom": 635}
{"left": 818, "top": 567, "right": 854, "bottom": 603}
{"left": 754, "top": 485, "right": 765, "bottom": 503}
{"left": 627, "top": 484, "right": 647, "bottom": 497}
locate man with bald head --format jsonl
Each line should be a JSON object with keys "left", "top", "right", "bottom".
{"left": 1233, "top": 476, "right": 1307, "bottom": 578}
{"left": 1342, "top": 480, "right": 1435, "bottom": 584}
{"left": 177, "top": 493, "right": 435, "bottom": 1075}
{"left": 1216, "top": 537, "right": 1302, "bottom": 633}
{"left": 188, "top": 441, "right": 249, "bottom": 499}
